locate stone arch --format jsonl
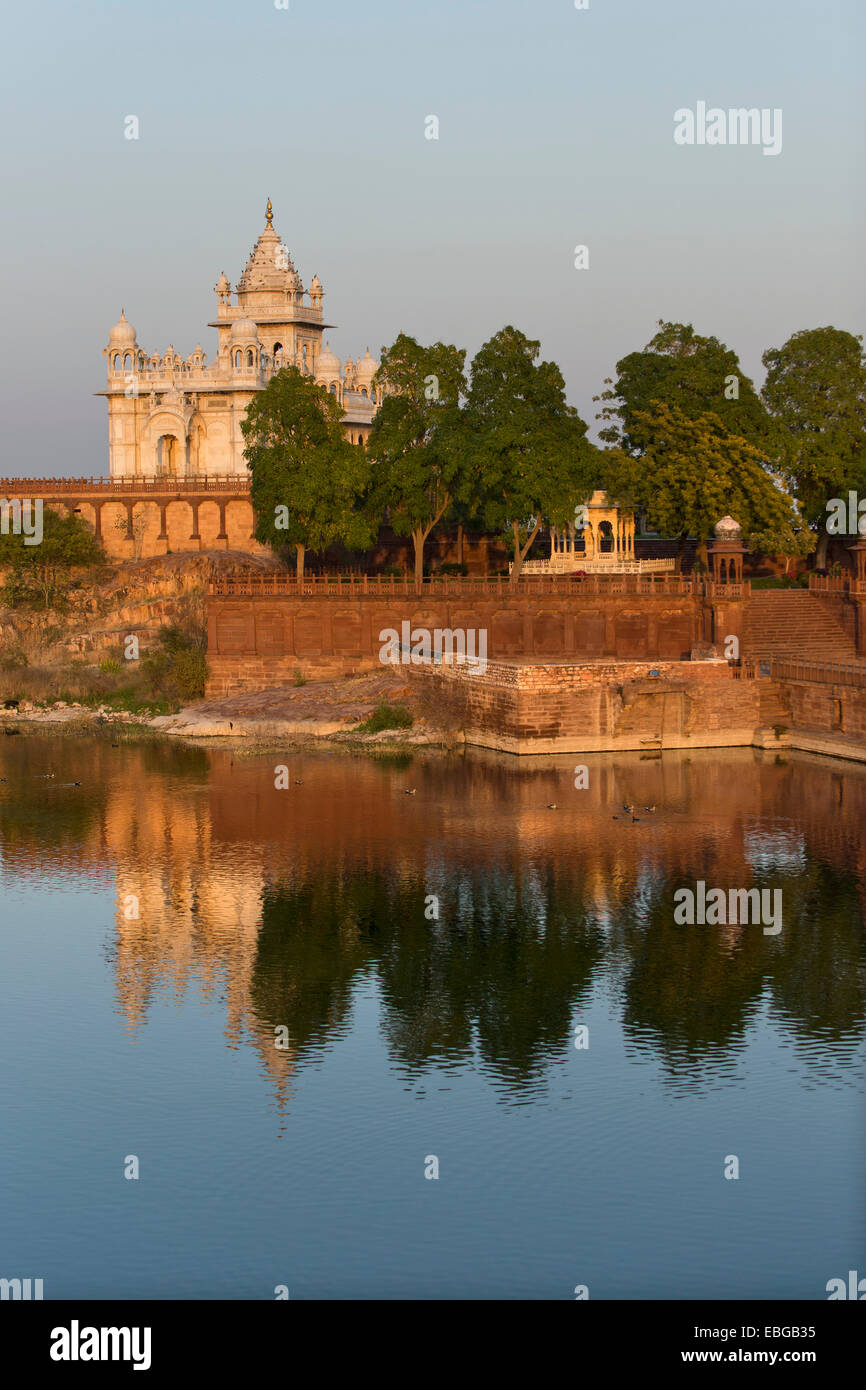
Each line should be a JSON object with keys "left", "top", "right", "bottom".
{"left": 144, "top": 411, "right": 187, "bottom": 477}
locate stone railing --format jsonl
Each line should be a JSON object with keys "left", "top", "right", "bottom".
{"left": 809, "top": 574, "right": 851, "bottom": 593}
{"left": 0, "top": 475, "right": 251, "bottom": 495}
{"left": 518, "top": 556, "right": 677, "bottom": 576}
{"left": 736, "top": 656, "right": 866, "bottom": 686}
{"left": 809, "top": 573, "right": 866, "bottom": 596}
{"left": 209, "top": 572, "right": 705, "bottom": 598}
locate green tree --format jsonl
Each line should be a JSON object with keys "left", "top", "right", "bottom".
{"left": 0, "top": 506, "right": 103, "bottom": 608}
{"left": 602, "top": 403, "right": 795, "bottom": 568}
{"left": 761, "top": 326, "right": 866, "bottom": 566}
{"left": 241, "top": 366, "right": 374, "bottom": 578}
{"left": 749, "top": 502, "right": 817, "bottom": 577}
{"left": 367, "top": 333, "right": 467, "bottom": 589}
{"left": 596, "top": 320, "right": 776, "bottom": 458}
{"left": 464, "top": 326, "right": 599, "bottom": 582}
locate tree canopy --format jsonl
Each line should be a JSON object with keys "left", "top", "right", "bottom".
{"left": 0, "top": 506, "right": 103, "bottom": 608}
{"left": 595, "top": 320, "right": 776, "bottom": 459}
{"left": 241, "top": 366, "right": 373, "bottom": 577}
{"left": 464, "top": 326, "right": 599, "bottom": 580}
{"left": 761, "top": 326, "right": 866, "bottom": 558}
{"left": 367, "top": 332, "right": 468, "bottom": 588}
{"left": 602, "top": 403, "right": 796, "bottom": 565}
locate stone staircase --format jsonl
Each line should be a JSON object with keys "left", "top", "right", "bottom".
{"left": 758, "top": 679, "right": 791, "bottom": 728}
{"left": 743, "top": 591, "right": 858, "bottom": 662}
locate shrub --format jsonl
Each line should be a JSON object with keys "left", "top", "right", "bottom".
{"left": 0, "top": 645, "right": 29, "bottom": 672}
{"left": 171, "top": 648, "right": 208, "bottom": 702}
{"left": 99, "top": 657, "right": 122, "bottom": 675}
{"left": 141, "top": 623, "right": 208, "bottom": 703}
{"left": 358, "top": 702, "right": 413, "bottom": 733}
{"left": 293, "top": 669, "right": 306, "bottom": 687}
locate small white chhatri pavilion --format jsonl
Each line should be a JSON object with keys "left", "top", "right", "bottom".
{"left": 520, "top": 491, "right": 676, "bottom": 575}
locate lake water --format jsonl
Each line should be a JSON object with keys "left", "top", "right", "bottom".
{"left": 1, "top": 735, "right": 864, "bottom": 1299}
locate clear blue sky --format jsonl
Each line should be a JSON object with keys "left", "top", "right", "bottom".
{"left": 1, "top": 0, "right": 863, "bottom": 476}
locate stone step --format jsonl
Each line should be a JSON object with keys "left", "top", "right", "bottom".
{"left": 743, "top": 591, "right": 858, "bottom": 662}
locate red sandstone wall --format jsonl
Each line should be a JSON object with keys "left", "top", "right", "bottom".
{"left": 205, "top": 590, "right": 713, "bottom": 696}
{"left": 408, "top": 659, "right": 758, "bottom": 752}
{"left": 781, "top": 678, "right": 866, "bottom": 741}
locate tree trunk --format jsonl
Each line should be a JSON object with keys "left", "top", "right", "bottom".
{"left": 816, "top": 531, "right": 829, "bottom": 569}
{"left": 509, "top": 518, "right": 542, "bottom": 584}
{"left": 697, "top": 539, "right": 709, "bottom": 571}
{"left": 413, "top": 528, "right": 425, "bottom": 591}
{"left": 456, "top": 523, "right": 464, "bottom": 567}
{"left": 510, "top": 521, "right": 523, "bottom": 584}
{"left": 296, "top": 542, "right": 305, "bottom": 580}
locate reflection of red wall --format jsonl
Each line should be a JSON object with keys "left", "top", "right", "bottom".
{"left": 202, "top": 744, "right": 866, "bottom": 916}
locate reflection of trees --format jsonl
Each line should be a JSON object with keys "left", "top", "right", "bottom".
{"left": 620, "top": 886, "right": 768, "bottom": 1075}
{"left": 249, "top": 871, "right": 383, "bottom": 1053}
{"left": 378, "top": 863, "right": 605, "bottom": 1087}
{"left": 766, "top": 863, "right": 866, "bottom": 1044}
{"left": 249, "top": 859, "right": 606, "bottom": 1089}
{"left": 619, "top": 865, "right": 866, "bottom": 1083}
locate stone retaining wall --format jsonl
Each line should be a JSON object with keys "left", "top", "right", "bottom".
{"left": 205, "top": 589, "right": 719, "bottom": 696}
{"left": 408, "top": 659, "right": 760, "bottom": 754}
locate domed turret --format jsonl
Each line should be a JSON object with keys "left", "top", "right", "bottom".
{"left": 314, "top": 341, "right": 341, "bottom": 382}
{"left": 109, "top": 309, "right": 136, "bottom": 346}
{"left": 215, "top": 271, "right": 230, "bottom": 294}
{"left": 354, "top": 347, "right": 378, "bottom": 385}
{"left": 230, "top": 316, "right": 259, "bottom": 342}
{"left": 714, "top": 514, "right": 742, "bottom": 539}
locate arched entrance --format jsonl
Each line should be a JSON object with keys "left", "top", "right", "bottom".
{"left": 598, "top": 520, "right": 615, "bottom": 553}
{"left": 157, "top": 434, "right": 183, "bottom": 477}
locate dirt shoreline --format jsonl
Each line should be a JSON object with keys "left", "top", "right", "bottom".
{"left": 0, "top": 679, "right": 456, "bottom": 755}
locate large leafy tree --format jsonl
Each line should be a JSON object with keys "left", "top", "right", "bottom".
{"left": 241, "top": 366, "right": 373, "bottom": 577}
{"left": 367, "top": 333, "right": 467, "bottom": 588}
{"left": 596, "top": 320, "right": 777, "bottom": 458}
{"left": 602, "top": 403, "right": 795, "bottom": 568}
{"left": 464, "top": 326, "right": 599, "bottom": 582}
{"left": 761, "top": 326, "right": 866, "bottom": 565}
{"left": 0, "top": 506, "right": 103, "bottom": 608}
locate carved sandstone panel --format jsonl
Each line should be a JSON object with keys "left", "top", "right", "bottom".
{"left": 256, "top": 609, "right": 285, "bottom": 655}
{"left": 657, "top": 611, "right": 692, "bottom": 661}
{"left": 332, "top": 611, "right": 363, "bottom": 656}
{"left": 615, "top": 612, "right": 648, "bottom": 659}
{"left": 216, "top": 606, "right": 252, "bottom": 654}
{"left": 491, "top": 610, "right": 525, "bottom": 656}
{"left": 533, "top": 610, "right": 565, "bottom": 656}
{"left": 574, "top": 610, "right": 606, "bottom": 656}
{"left": 293, "top": 613, "right": 324, "bottom": 656}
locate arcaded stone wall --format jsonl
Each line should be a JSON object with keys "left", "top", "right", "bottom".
{"left": 205, "top": 588, "right": 711, "bottom": 696}
{"left": 45, "top": 498, "right": 267, "bottom": 561}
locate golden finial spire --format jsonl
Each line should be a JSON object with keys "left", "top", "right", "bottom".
{"left": 266, "top": 197, "right": 273, "bottom": 227}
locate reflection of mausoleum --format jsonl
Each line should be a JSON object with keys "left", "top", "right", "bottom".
{"left": 521, "top": 491, "right": 676, "bottom": 575}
